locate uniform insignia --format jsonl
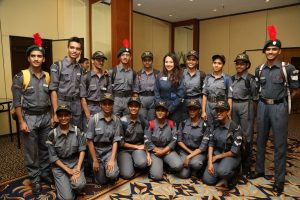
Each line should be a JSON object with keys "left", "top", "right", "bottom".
{"left": 291, "top": 75, "right": 298, "bottom": 81}
{"left": 51, "top": 68, "right": 57, "bottom": 72}
{"left": 272, "top": 41, "right": 277, "bottom": 45}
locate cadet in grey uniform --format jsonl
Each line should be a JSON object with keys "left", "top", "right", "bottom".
{"left": 202, "top": 54, "right": 233, "bottom": 126}
{"left": 86, "top": 93, "right": 122, "bottom": 185}
{"left": 80, "top": 51, "right": 111, "bottom": 131}
{"left": 250, "top": 31, "right": 299, "bottom": 195}
{"left": 111, "top": 41, "right": 136, "bottom": 117}
{"left": 47, "top": 104, "right": 86, "bottom": 200}
{"left": 144, "top": 101, "right": 183, "bottom": 181}
{"left": 181, "top": 50, "right": 205, "bottom": 121}
{"left": 231, "top": 53, "right": 257, "bottom": 177}
{"left": 50, "top": 37, "right": 83, "bottom": 128}
{"left": 118, "top": 97, "right": 151, "bottom": 179}
{"left": 133, "top": 51, "right": 160, "bottom": 121}
{"left": 203, "top": 101, "right": 242, "bottom": 188}
{"left": 176, "top": 99, "right": 209, "bottom": 179}
{"left": 11, "top": 39, "right": 52, "bottom": 195}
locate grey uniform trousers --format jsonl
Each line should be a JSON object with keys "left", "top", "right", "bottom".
{"left": 52, "top": 161, "right": 86, "bottom": 200}
{"left": 117, "top": 149, "right": 148, "bottom": 179}
{"left": 255, "top": 100, "right": 288, "bottom": 183}
{"left": 232, "top": 101, "right": 254, "bottom": 142}
{"left": 139, "top": 96, "right": 155, "bottom": 121}
{"left": 177, "top": 149, "right": 206, "bottom": 179}
{"left": 149, "top": 151, "right": 183, "bottom": 181}
{"left": 94, "top": 151, "right": 119, "bottom": 185}
{"left": 113, "top": 96, "right": 130, "bottom": 117}
{"left": 23, "top": 112, "right": 51, "bottom": 183}
{"left": 206, "top": 102, "right": 217, "bottom": 126}
{"left": 203, "top": 156, "right": 241, "bottom": 185}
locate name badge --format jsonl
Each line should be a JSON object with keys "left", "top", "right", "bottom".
{"left": 161, "top": 77, "right": 168, "bottom": 81}
{"left": 43, "top": 84, "right": 49, "bottom": 87}
{"left": 77, "top": 73, "right": 81, "bottom": 76}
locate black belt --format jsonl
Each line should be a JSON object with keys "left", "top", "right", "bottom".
{"left": 24, "top": 108, "right": 50, "bottom": 115}
{"left": 94, "top": 142, "right": 112, "bottom": 148}
{"left": 58, "top": 94, "right": 80, "bottom": 101}
{"left": 260, "top": 98, "right": 284, "bottom": 105}
{"left": 207, "top": 96, "right": 226, "bottom": 103}
{"left": 87, "top": 100, "right": 100, "bottom": 105}
{"left": 139, "top": 91, "right": 154, "bottom": 96}
{"left": 114, "top": 91, "right": 132, "bottom": 97}
{"left": 232, "top": 99, "right": 249, "bottom": 103}
{"left": 185, "top": 94, "right": 201, "bottom": 99}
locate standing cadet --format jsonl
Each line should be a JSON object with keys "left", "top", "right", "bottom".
{"left": 144, "top": 100, "right": 183, "bottom": 181}
{"left": 80, "top": 51, "right": 111, "bottom": 131}
{"left": 111, "top": 39, "right": 136, "bottom": 117}
{"left": 202, "top": 54, "right": 233, "bottom": 126}
{"left": 118, "top": 97, "right": 151, "bottom": 179}
{"left": 50, "top": 37, "right": 83, "bottom": 128}
{"left": 181, "top": 50, "right": 205, "bottom": 121}
{"left": 133, "top": 51, "right": 160, "bottom": 121}
{"left": 154, "top": 52, "right": 185, "bottom": 124}
{"left": 231, "top": 53, "right": 257, "bottom": 177}
{"left": 86, "top": 93, "right": 121, "bottom": 185}
{"left": 250, "top": 26, "right": 299, "bottom": 195}
{"left": 176, "top": 99, "right": 209, "bottom": 179}
{"left": 202, "top": 101, "right": 242, "bottom": 188}
{"left": 11, "top": 33, "right": 53, "bottom": 195}
{"left": 47, "top": 104, "right": 86, "bottom": 200}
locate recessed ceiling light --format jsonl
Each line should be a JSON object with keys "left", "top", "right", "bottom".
{"left": 189, "top": 0, "right": 194, "bottom": 2}
{"left": 265, "top": 0, "right": 270, "bottom": 2}
{"left": 212, "top": 9, "right": 217, "bottom": 12}
{"left": 169, "top": 14, "right": 173, "bottom": 17}
{"left": 137, "top": 3, "right": 142, "bottom": 6}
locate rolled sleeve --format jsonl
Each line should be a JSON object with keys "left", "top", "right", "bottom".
{"left": 86, "top": 115, "right": 96, "bottom": 140}
{"left": 11, "top": 75, "right": 23, "bottom": 108}
{"left": 80, "top": 73, "right": 88, "bottom": 98}
{"left": 133, "top": 75, "right": 141, "bottom": 93}
{"left": 202, "top": 76, "right": 209, "bottom": 96}
{"left": 199, "top": 129, "right": 212, "bottom": 151}
{"left": 227, "top": 77, "right": 233, "bottom": 98}
{"left": 78, "top": 130, "right": 87, "bottom": 152}
{"left": 46, "top": 131, "right": 60, "bottom": 163}
{"left": 113, "top": 118, "right": 122, "bottom": 143}
{"left": 144, "top": 127, "right": 155, "bottom": 151}
{"left": 288, "top": 65, "right": 299, "bottom": 89}
{"left": 177, "top": 122, "right": 184, "bottom": 142}
{"left": 167, "top": 128, "right": 177, "bottom": 150}
{"left": 49, "top": 63, "right": 59, "bottom": 91}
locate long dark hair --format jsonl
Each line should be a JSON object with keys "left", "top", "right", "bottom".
{"left": 162, "top": 52, "right": 182, "bottom": 87}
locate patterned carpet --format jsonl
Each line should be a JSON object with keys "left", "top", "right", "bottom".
{"left": 1, "top": 136, "right": 300, "bottom": 199}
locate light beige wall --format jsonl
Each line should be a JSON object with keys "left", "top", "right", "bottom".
{"left": 200, "top": 5, "right": 300, "bottom": 75}
{"left": 92, "top": 2, "right": 111, "bottom": 70}
{"left": 0, "top": 0, "right": 88, "bottom": 135}
{"left": 133, "top": 13, "right": 171, "bottom": 71}
{"left": 174, "top": 27, "right": 193, "bottom": 58}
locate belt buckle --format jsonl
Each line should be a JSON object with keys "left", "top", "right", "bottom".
{"left": 266, "top": 99, "right": 274, "bottom": 104}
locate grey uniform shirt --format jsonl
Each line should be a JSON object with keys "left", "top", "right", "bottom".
{"left": 177, "top": 118, "right": 209, "bottom": 150}
{"left": 86, "top": 112, "right": 122, "bottom": 155}
{"left": 183, "top": 69, "right": 202, "bottom": 97}
{"left": 120, "top": 115, "right": 145, "bottom": 146}
{"left": 112, "top": 64, "right": 135, "bottom": 93}
{"left": 133, "top": 69, "right": 158, "bottom": 93}
{"left": 80, "top": 70, "right": 112, "bottom": 101}
{"left": 232, "top": 71, "right": 258, "bottom": 101}
{"left": 12, "top": 69, "right": 51, "bottom": 111}
{"left": 208, "top": 120, "right": 242, "bottom": 156}
{"left": 202, "top": 73, "right": 233, "bottom": 99}
{"left": 47, "top": 125, "right": 86, "bottom": 164}
{"left": 255, "top": 62, "right": 299, "bottom": 100}
{"left": 144, "top": 119, "right": 177, "bottom": 151}
{"left": 49, "top": 56, "right": 82, "bottom": 97}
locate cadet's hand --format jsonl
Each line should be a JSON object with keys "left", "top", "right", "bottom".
{"left": 68, "top": 168, "right": 80, "bottom": 175}
{"left": 20, "top": 121, "right": 30, "bottom": 134}
{"left": 201, "top": 112, "right": 207, "bottom": 121}
{"left": 136, "top": 144, "right": 145, "bottom": 150}
{"left": 93, "top": 160, "right": 100, "bottom": 172}
{"left": 212, "top": 155, "right": 218, "bottom": 163}
{"left": 153, "top": 147, "right": 164, "bottom": 157}
{"left": 106, "top": 158, "right": 115, "bottom": 173}
{"left": 146, "top": 153, "right": 152, "bottom": 166}
{"left": 71, "top": 172, "right": 80, "bottom": 183}
{"left": 183, "top": 156, "right": 190, "bottom": 168}
{"left": 208, "top": 162, "right": 214, "bottom": 175}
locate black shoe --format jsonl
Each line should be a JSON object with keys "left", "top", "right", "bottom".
{"left": 32, "top": 182, "right": 41, "bottom": 195}
{"left": 273, "top": 182, "right": 284, "bottom": 195}
{"left": 228, "top": 176, "right": 238, "bottom": 189}
{"left": 249, "top": 172, "right": 265, "bottom": 179}
{"left": 41, "top": 176, "right": 54, "bottom": 184}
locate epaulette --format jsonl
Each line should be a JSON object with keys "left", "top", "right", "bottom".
{"left": 15, "top": 72, "right": 23, "bottom": 78}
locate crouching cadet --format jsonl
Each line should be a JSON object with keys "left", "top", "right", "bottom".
{"left": 47, "top": 104, "right": 86, "bottom": 200}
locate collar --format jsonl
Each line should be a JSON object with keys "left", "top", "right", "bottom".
{"left": 55, "top": 125, "right": 76, "bottom": 138}
{"left": 235, "top": 71, "right": 248, "bottom": 80}
{"left": 141, "top": 68, "right": 154, "bottom": 75}
{"left": 118, "top": 63, "right": 132, "bottom": 72}
{"left": 185, "top": 118, "right": 201, "bottom": 127}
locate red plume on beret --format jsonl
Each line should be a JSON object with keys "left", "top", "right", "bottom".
{"left": 33, "top": 33, "right": 42, "bottom": 48}
{"left": 123, "top": 38, "right": 129, "bottom": 49}
{"left": 267, "top": 25, "right": 277, "bottom": 41}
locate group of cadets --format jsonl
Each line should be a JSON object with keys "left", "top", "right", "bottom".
{"left": 11, "top": 30, "right": 299, "bottom": 199}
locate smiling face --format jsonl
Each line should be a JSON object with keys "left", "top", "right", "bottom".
{"left": 57, "top": 110, "right": 72, "bottom": 126}
{"left": 164, "top": 56, "right": 175, "bottom": 72}
{"left": 128, "top": 102, "right": 140, "bottom": 115}
{"left": 155, "top": 107, "right": 168, "bottom": 120}
{"left": 120, "top": 52, "right": 131, "bottom": 65}
{"left": 68, "top": 41, "right": 82, "bottom": 60}
{"left": 28, "top": 50, "right": 45, "bottom": 68}
{"left": 188, "top": 106, "right": 200, "bottom": 119}
{"left": 265, "top": 46, "right": 281, "bottom": 62}
{"left": 100, "top": 100, "right": 113, "bottom": 114}
{"left": 215, "top": 108, "right": 228, "bottom": 122}
{"left": 235, "top": 61, "right": 248, "bottom": 73}
{"left": 93, "top": 58, "right": 105, "bottom": 70}
{"left": 186, "top": 56, "right": 198, "bottom": 70}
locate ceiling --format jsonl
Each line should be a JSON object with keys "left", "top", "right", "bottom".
{"left": 132, "top": 0, "right": 300, "bottom": 22}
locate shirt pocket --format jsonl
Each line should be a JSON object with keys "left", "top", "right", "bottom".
{"left": 71, "top": 138, "right": 79, "bottom": 154}
{"left": 24, "top": 87, "right": 35, "bottom": 95}
{"left": 88, "top": 84, "right": 97, "bottom": 96}
{"left": 94, "top": 127, "right": 111, "bottom": 143}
